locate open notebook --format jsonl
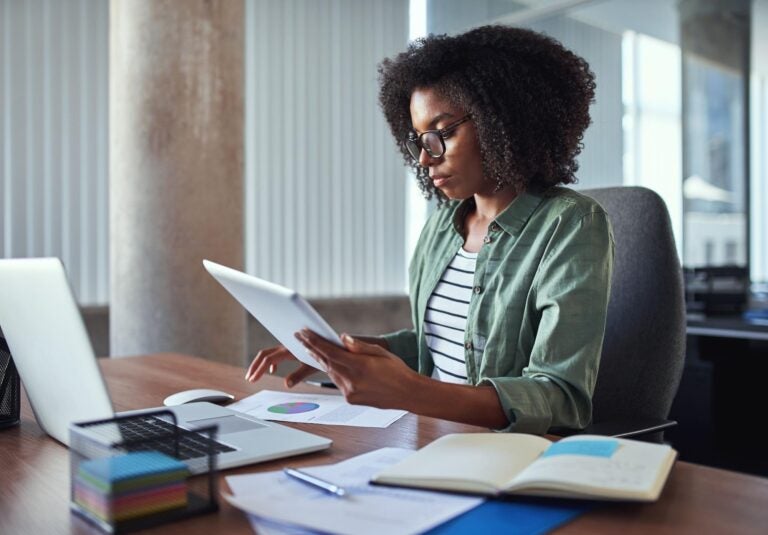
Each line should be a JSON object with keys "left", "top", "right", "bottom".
{"left": 371, "top": 433, "right": 677, "bottom": 502}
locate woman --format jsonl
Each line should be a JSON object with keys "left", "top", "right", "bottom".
{"left": 246, "top": 25, "right": 614, "bottom": 434}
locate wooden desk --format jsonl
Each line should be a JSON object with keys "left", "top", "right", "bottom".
{"left": 1, "top": 353, "right": 767, "bottom": 534}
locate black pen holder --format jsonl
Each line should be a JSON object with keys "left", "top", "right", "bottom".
{"left": 0, "top": 336, "right": 20, "bottom": 429}
{"left": 69, "top": 410, "right": 219, "bottom": 533}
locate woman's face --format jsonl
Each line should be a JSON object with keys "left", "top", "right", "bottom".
{"left": 409, "top": 87, "right": 488, "bottom": 200}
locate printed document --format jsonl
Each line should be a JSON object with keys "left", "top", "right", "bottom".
{"left": 229, "top": 390, "right": 407, "bottom": 428}
{"left": 225, "top": 447, "right": 483, "bottom": 535}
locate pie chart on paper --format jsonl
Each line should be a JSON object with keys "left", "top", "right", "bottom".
{"left": 267, "top": 402, "right": 320, "bottom": 414}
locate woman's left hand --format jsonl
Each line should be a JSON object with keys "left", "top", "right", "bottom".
{"left": 294, "top": 329, "right": 419, "bottom": 410}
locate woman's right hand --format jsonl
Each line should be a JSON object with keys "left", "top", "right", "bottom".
{"left": 244, "top": 345, "right": 317, "bottom": 388}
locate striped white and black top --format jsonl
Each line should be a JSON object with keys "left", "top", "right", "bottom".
{"left": 425, "top": 247, "right": 478, "bottom": 384}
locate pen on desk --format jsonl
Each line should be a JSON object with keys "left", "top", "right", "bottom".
{"left": 283, "top": 467, "right": 347, "bottom": 497}
{"left": 305, "top": 380, "right": 338, "bottom": 389}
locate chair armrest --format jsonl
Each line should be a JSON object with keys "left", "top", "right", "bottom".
{"left": 550, "top": 418, "right": 677, "bottom": 440}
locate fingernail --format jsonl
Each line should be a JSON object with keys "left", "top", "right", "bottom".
{"left": 286, "top": 379, "right": 293, "bottom": 387}
{"left": 342, "top": 334, "right": 352, "bottom": 342}
{"left": 269, "top": 364, "right": 275, "bottom": 374}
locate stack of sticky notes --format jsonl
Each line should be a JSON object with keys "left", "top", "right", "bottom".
{"left": 74, "top": 451, "right": 189, "bottom": 524}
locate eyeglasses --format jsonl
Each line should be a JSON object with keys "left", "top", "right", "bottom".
{"left": 405, "top": 114, "right": 472, "bottom": 161}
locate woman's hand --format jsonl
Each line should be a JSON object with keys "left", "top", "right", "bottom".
{"left": 244, "top": 345, "right": 317, "bottom": 387}
{"left": 295, "top": 329, "right": 419, "bottom": 410}
{"left": 290, "top": 329, "right": 508, "bottom": 428}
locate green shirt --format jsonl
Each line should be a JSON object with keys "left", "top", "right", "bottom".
{"left": 382, "top": 187, "right": 614, "bottom": 434}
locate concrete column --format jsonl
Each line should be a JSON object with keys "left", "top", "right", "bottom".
{"left": 110, "top": 0, "right": 245, "bottom": 364}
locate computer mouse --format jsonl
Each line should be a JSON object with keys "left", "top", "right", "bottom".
{"left": 163, "top": 388, "right": 235, "bottom": 407}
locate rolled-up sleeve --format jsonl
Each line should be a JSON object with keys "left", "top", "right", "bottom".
{"left": 481, "top": 211, "right": 614, "bottom": 434}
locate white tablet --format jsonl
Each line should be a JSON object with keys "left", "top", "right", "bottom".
{"left": 203, "top": 259, "right": 341, "bottom": 371}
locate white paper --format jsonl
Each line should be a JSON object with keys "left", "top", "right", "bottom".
{"left": 229, "top": 390, "right": 407, "bottom": 428}
{"left": 225, "top": 447, "right": 484, "bottom": 535}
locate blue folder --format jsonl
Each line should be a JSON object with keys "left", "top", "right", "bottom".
{"left": 427, "top": 499, "right": 591, "bottom": 535}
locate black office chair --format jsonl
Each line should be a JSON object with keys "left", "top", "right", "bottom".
{"left": 554, "top": 186, "right": 686, "bottom": 442}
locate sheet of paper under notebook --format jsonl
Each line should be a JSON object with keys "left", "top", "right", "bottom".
{"left": 224, "top": 447, "right": 483, "bottom": 535}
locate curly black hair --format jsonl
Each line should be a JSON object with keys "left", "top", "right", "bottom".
{"left": 378, "top": 25, "right": 596, "bottom": 202}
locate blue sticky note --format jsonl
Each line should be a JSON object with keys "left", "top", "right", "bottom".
{"left": 541, "top": 440, "right": 619, "bottom": 458}
{"left": 79, "top": 451, "right": 188, "bottom": 483}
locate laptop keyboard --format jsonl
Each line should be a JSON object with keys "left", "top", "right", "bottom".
{"left": 116, "top": 415, "right": 236, "bottom": 460}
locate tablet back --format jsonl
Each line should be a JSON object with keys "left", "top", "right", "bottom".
{"left": 203, "top": 260, "right": 341, "bottom": 371}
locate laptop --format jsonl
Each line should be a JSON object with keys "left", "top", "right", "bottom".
{"left": 0, "top": 257, "right": 331, "bottom": 473}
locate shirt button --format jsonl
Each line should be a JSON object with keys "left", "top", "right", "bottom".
{"left": 483, "top": 235, "right": 491, "bottom": 244}
{"left": 473, "top": 285, "right": 482, "bottom": 294}
{"left": 465, "top": 341, "right": 473, "bottom": 350}
{"left": 490, "top": 223, "right": 500, "bottom": 232}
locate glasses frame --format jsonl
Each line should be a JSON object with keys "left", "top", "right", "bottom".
{"left": 405, "top": 114, "right": 472, "bottom": 162}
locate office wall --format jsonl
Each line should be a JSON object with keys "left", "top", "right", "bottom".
{"left": 82, "top": 295, "right": 412, "bottom": 360}
{"left": 0, "top": 0, "right": 109, "bottom": 304}
{"left": 1, "top": 0, "right": 411, "bottom": 306}
{"left": 244, "top": 0, "right": 409, "bottom": 297}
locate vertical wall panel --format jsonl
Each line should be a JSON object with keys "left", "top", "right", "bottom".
{"left": 0, "top": 2, "right": 7, "bottom": 254}
{"left": 26, "top": 0, "right": 41, "bottom": 256}
{"left": 329, "top": 0, "right": 343, "bottom": 293}
{"left": 96, "top": 1, "right": 109, "bottom": 302}
{"left": 244, "top": 0, "right": 409, "bottom": 297}
{"left": 0, "top": 0, "right": 109, "bottom": 304}
{"left": 8, "top": 2, "right": 25, "bottom": 258}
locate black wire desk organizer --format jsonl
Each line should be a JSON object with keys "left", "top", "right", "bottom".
{"left": 69, "top": 409, "right": 219, "bottom": 533}
{"left": 0, "top": 336, "right": 20, "bottom": 429}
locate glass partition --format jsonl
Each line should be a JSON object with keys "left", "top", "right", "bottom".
{"left": 420, "top": 0, "right": 757, "bottom": 285}
{"left": 680, "top": 0, "right": 750, "bottom": 270}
